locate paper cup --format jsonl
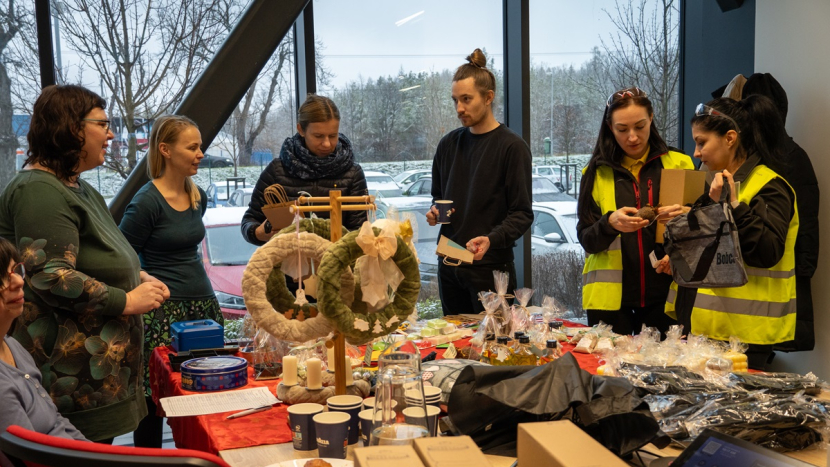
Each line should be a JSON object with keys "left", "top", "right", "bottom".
{"left": 363, "top": 397, "right": 397, "bottom": 411}
{"left": 358, "top": 409, "right": 383, "bottom": 444}
{"left": 313, "top": 412, "right": 351, "bottom": 459}
{"left": 326, "top": 395, "right": 363, "bottom": 408}
{"left": 287, "top": 403, "right": 324, "bottom": 451}
{"left": 435, "top": 200, "right": 453, "bottom": 224}
{"left": 327, "top": 400, "right": 362, "bottom": 445}
{"left": 402, "top": 406, "right": 441, "bottom": 437}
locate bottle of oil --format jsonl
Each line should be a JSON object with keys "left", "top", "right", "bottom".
{"left": 539, "top": 340, "right": 561, "bottom": 365}
{"left": 512, "top": 336, "right": 537, "bottom": 366}
{"left": 479, "top": 333, "right": 496, "bottom": 364}
{"left": 489, "top": 336, "right": 512, "bottom": 366}
{"left": 511, "top": 332, "right": 525, "bottom": 351}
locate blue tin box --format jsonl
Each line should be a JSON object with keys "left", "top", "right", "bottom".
{"left": 170, "top": 319, "right": 224, "bottom": 353}
{"left": 180, "top": 356, "right": 248, "bottom": 392}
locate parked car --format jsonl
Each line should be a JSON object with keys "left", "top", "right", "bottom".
{"left": 365, "top": 171, "right": 403, "bottom": 197}
{"left": 532, "top": 176, "right": 577, "bottom": 203}
{"left": 529, "top": 201, "right": 581, "bottom": 256}
{"left": 199, "top": 153, "right": 234, "bottom": 168}
{"left": 227, "top": 187, "right": 254, "bottom": 207}
{"left": 205, "top": 183, "right": 230, "bottom": 208}
{"left": 201, "top": 207, "right": 259, "bottom": 317}
{"left": 401, "top": 176, "right": 432, "bottom": 197}
{"left": 532, "top": 165, "right": 565, "bottom": 191}
{"left": 393, "top": 169, "right": 431, "bottom": 188}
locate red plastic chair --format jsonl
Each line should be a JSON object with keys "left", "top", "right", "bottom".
{"left": 0, "top": 425, "right": 232, "bottom": 467}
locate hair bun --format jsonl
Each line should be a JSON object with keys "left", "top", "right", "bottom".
{"left": 466, "top": 48, "right": 487, "bottom": 68}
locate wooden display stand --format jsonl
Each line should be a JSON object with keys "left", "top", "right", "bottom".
{"left": 290, "top": 190, "right": 375, "bottom": 395}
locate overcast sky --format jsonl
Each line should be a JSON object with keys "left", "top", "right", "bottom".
{"left": 314, "top": 0, "right": 624, "bottom": 90}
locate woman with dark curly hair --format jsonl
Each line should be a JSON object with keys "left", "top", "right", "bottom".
{"left": 0, "top": 84, "right": 169, "bottom": 442}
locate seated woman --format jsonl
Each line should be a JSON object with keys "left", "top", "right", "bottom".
{"left": 241, "top": 94, "right": 368, "bottom": 245}
{"left": 0, "top": 237, "right": 87, "bottom": 445}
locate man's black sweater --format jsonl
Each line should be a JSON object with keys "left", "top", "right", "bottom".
{"left": 430, "top": 124, "right": 533, "bottom": 265}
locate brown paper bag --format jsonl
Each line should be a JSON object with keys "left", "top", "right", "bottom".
{"left": 436, "top": 235, "right": 474, "bottom": 266}
{"left": 261, "top": 184, "right": 303, "bottom": 230}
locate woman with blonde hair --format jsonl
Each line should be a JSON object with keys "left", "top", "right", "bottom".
{"left": 119, "top": 114, "right": 222, "bottom": 447}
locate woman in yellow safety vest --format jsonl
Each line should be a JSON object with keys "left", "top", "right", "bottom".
{"left": 578, "top": 88, "right": 694, "bottom": 336}
{"left": 667, "top": 95, "right": 797, "bottom": 370}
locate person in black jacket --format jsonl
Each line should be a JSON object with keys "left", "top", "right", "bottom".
{"left": 741, "top": 73, "right": 819, "bottom": 352}
{"left": 241, "top": 95, "right": 368, "bottom": 245}
{"left": 577, "top": 88, "right": 691, "bottom": 336}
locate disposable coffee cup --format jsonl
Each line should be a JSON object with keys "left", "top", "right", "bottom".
{"left": 327, "top": 400, "right": 362, "bottom": 445}
{"left": 326, "top": 395, "right": 363, "bottom": 409}
{"left": 402, "top": 405, "right": 441, "bottom": 437}
{"left": 287, "top": 403, "right": 324, "bottom": 451}
{"left": 313, "top": 412, "right": 351, "bottom": 459}
{"left": 435, "top": 200, "right": 453, "bottom": 224}
{"left": 363, "top": 397, "right": 397, "bottom": 411}
{"left": 358, "top": 409, "right": 382, "bottom": 444}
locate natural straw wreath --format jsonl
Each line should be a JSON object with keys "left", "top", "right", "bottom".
{"left": 243, "top": 230, "right": 355, "bottom": 343}
{"left": 316, "top": 227, "right": 420, "bottom": 344}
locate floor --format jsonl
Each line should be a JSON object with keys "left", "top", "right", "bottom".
{"left": 112, "top": 419, "right": 176, "bottom": 449}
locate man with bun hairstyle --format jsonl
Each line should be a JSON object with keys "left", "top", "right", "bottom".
{"left": 426, "top": 48, "right": 533, "bottom": 314}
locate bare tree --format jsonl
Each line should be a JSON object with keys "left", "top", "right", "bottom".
{"left": 0, "top": 0, "right": 31, "bottom": 189}
{"left": 601, "top": 0, "right": 679, "bottom": 145}
{"left": 54, "top": 0, "right": 223, "bottom": 178}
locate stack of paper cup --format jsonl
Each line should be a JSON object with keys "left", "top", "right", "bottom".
{"left": 326, "top": 395, "right": 363, "bottom": 445}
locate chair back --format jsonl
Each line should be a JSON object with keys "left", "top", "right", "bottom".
{"left": 0, "top": 425, "right": 232, "bottom": 467}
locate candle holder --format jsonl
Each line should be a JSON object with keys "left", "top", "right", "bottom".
{"left": 277, "top": 372, "right": 370, "bottom": 405}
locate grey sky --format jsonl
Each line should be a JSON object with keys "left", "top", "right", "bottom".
{"left": 314, "top": 0, "right": 622, "bottom": 89}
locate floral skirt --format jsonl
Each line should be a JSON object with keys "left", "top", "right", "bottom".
{"left": 142, "top": 297, "right": 224, "bottom": 396}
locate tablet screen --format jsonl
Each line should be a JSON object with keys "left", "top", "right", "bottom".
{"left": 673, "top": 429, "right": 813, "bottom": 467}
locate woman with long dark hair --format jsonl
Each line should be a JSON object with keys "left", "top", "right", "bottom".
{"left": 666, "top": 95, "right": 796, "bottom": 370}
{"left": 578, "top": 87, "right": 694, "bottom": 336}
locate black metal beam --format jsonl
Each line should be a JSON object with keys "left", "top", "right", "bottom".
{"left": 294, "top": 1, "right": 316, "bottom": 106}
{"left": 503, "top": 0, "right": 531, "bottom": 288}
{"left": 109, "top": 0, "right": 310, "bottom": 222}
{"left": 34, "top": 0, "right": 56, "bottom": 88}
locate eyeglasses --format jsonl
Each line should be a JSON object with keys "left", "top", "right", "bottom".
{"left": 606, "top": 87, "right": 647, "bottom": 107}
{"left": 0, "top": 262, "right": 25, "bottom": 291}
{"left": 82, "top": 119, "right": 111, "bottom": 132}
{"left": 695, "top": 104, "right": 741, "bottom": 133}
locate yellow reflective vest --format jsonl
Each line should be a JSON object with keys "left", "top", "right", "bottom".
{"left": 665, "top": 164, "right": 799, "bottom": 345}
{"left": 582, "top": 151, "right": 693, "bottom": 310}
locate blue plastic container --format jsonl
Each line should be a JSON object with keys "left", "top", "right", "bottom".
{"left": 170, "top": 319, "right": 224, "bottom": 352}
{"left": 180, "top": 356, "right": 248, "bottom": 392}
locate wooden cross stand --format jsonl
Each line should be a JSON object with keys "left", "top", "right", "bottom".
{"left": 290, "top": 190, "right": 375, "bottom": 395}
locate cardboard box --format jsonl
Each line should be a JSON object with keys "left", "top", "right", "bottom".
{"left": 413, "top": 436, "right": 492, "bottom": 467}
{"left": 354, "top": 445, "right": 426, "bottom": 467}
{"left": 517, "top": 420, "right": 629, "bottom": 467}
{"left": 655, "top": 168, "right": 706, "bottom": 243}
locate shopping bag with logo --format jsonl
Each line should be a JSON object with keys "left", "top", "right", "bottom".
{"left": 261, "top": 184, "right": 303, "bottom": 231}
{"left": 663, "top": 185, "right": 747, "bottom": 288}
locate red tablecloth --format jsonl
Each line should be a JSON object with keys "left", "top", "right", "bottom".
{"left": 149, "top": 320, "right": 598, "bottom": 454}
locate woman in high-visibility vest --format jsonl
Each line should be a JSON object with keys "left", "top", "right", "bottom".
{"left": 667, "top": 95, "right": 797, "bottom": 370}
{"left": 578, "top": 88, "right": 694, "bottom": 336}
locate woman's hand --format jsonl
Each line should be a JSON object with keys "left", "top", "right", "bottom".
{"left": 656, "top": 255, "right": 673, "bottom": 275}
{"left": 124, "top": 282, "right": 168, "bottom": 315}
{"left": 656, "top": 204, "right": 685, "bottom": 224}
{"left": 608, "top": 207, "right": 648, "bottom": 232}
{"left": 139, "top": 271, "right": 170, "bottom": 300}
{"left": 709, "top": 169, "right": 738, "bottom": 203}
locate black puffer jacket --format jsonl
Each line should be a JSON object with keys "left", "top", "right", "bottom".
{"left": 241, "top": 133, "right": 368, "bottom": 245}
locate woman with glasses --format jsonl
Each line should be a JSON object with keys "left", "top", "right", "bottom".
{"left": 666, "top": 95, "right": 796, "bottom": 370}
{"left": 0, "top": 85, "right": 170, "bottom": 443}
{"left": 119, "top": 115, "right": 223, "bottom": 448}
{"left": 0, "top": 237, "right": 88, "bottom": 451}
{"left": 578, "top": 87, "right": 694, "bottom": 336}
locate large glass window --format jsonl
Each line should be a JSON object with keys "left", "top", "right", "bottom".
{"left": 529, "top": 0, "right": 680, "bottom": 318}
{"left": 314, "top": 0, "right": 504, "bottom": 305}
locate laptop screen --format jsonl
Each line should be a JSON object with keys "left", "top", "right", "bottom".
{"left": 673, "top": 429, "right": 813, "bottom": 467}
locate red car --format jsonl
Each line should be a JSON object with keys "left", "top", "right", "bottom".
{"left": 200, "top": 207, "right": 259, "bottom": 318}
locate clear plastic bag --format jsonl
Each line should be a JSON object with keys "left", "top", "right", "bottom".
{"left": 250, "top": 328, "right": 292, "bottom": 380}
{"left": 509, "top": 288, "right": 534, "bottom": 335}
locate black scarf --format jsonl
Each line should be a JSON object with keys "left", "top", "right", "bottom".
{"left": 279, "top": 133, "right": 355, "bottom": 180}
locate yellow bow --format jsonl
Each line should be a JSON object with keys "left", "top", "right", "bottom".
{"left": 355, "top": 222, "right": 405, "bottom": 307}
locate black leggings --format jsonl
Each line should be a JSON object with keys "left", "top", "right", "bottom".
{"left": 133, "top": 397, "right": 164, "bottom": 448}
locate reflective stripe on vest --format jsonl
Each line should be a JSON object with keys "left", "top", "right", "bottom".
{"left": 687, "top": 165, "right": 799, "bottom": 345}
{"left": 582, "top": 151, "right": 693, "bottom": 310}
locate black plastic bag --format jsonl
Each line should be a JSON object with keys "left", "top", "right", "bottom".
{"left": 447, "top": 353, "right": 668, "bottom": 457}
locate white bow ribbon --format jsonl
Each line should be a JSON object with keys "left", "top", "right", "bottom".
{"left": 355, "top": 221, "right": 404, "bottom": 307}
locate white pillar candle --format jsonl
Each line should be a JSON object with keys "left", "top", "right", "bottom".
{"left": 327, "top": 345, "right": 336, "bottom": 372}
{"left": 306, "top": 358, "right": 322, "bottom": 390}
{"left": 282, "top": 356, "right": 298, "bottom": 386}
{"left": 345, "top": 356, "right": 354, "bottom": 386}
